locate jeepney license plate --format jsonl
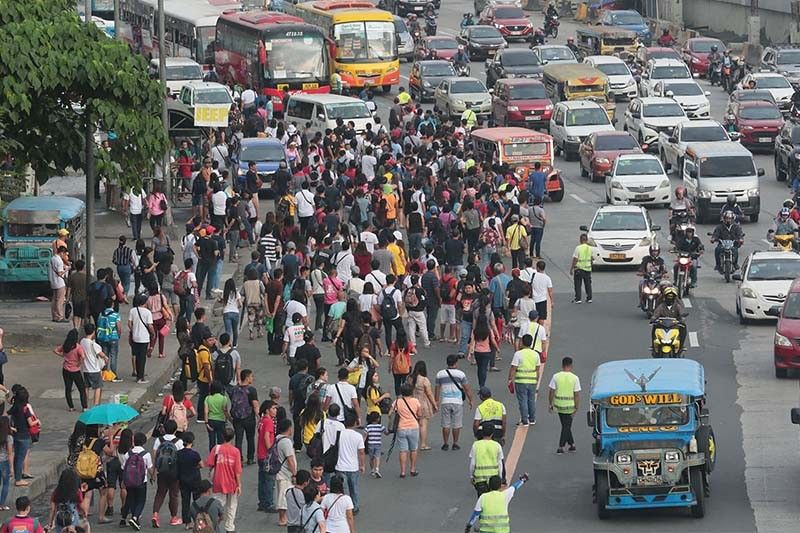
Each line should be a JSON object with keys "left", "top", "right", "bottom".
{"left": 414, "top": 5, "right": 423, "bottom": 10}
{"left": 610, "top": 253, "right": 626, "bottom": 260}
{"left": 758, "top": 137, "right": 771, "bottom": 143}
{"left": 364, "top": 79, "right": 374, "bottom": 85}
{"left": 302, "top": 83, "right": 319, "bottom": 90}
{"left": 637, "top": 476, "right": 663, "bottom": 486}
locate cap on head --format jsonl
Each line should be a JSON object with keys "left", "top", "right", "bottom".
{"left": 479, "top": 386, "right": 492, "bottom": 399}
{"left": 286, "top": 241, "right": 296, "bottom": 250}
{"left": 528, "top": 309, "right": 539, "bottom": 320}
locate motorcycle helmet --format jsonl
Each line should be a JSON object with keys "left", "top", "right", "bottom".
{"left": 710, "top": 44, "right": 718, "bottom": 52}
{"left": 674, "top": 185, "right": 686, "bottom": 198}
{"left": 649, "top": 243, "right": 660, "bottom": 258}
{"left": 684, "top": 225, "right": 696, "bottom": 236}
{"left": 726, "top": 193, "right": 736, "bottom": 205}
{"left": 784, "top": 198, "right": 795, "bottom": 209}
{"left": 663, "top": 286, "right": 678, "bottom": 302}
{"left": 780, "top": 207, "right": 791, "bottom": 218}
{"left": 722, "top": 210, "right": 735, "bottom": 224}
{"left": 409, "top": 13, "right": 417, "bottom": 20}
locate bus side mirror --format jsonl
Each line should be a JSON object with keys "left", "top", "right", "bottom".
{"left": 587, "top": 410, "right": 595, "bottom": 427}
{"left": 758, "top": 168, "right": 765, "bottom": 177}
{"left": 791, "top": 408, "right": 800, "bottom": 424}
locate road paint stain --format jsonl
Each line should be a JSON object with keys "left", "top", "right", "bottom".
{"left": 683, "top": 298, "right": 692, "bottom": 308}
{"left": 569, "top": 193, "right": 587, "bottom": 204}
{"left": 689, "top": 331, "right": 699, "bottom": 348}
{"left": 504, "top": 424, "right": 529, "bottom": 484}
{"left": 441, "top": 506, "right": 460, "bottom": 528}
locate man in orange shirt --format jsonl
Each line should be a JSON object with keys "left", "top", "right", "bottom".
{"left": 383, "top": 182, "right": 398, "bottom": 227}
{"left": 207, "top": 427, "right": 242, "bottom": 533}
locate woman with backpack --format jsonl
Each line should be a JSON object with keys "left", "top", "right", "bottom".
{"left": 119, "top": 432, "right": 154, "bottom": 530}
{"left": 145, "top": 286, "right": 173, "bottom": 359}
{"left": 467, "top": 303, "right": 498, "bottom": 389}
{"left": 160, "top": 381, "right": 195, "bottom": 436}
{"left": 46, "top": 469, "right": 86, "bottom": 532}
{"left": 299, "top": 392, "right": 325, "bottom": 451}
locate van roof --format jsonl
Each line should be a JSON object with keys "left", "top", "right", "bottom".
{"left": 590, "top": 358, "right": 705, "bottom": 400}
{"left": 288, "top": 94, "right": 368, "bottom": 105}
{"left": 150, "top": 57, "right": 201, "bottom": 67}
{"left": 684, "top": 141, "right": 753, "bottom": 157}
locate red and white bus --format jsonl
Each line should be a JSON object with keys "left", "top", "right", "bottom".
{"left": 215, "top": 10, "right": 331, "bottom": 113}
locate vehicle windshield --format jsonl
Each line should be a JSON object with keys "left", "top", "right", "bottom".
{"left": 664, "top": 83, "right": 703, "bottom": 96}
{"left": 566, "top": 108, "right": 610, "bottom": 126}
{"left": 422, "top": 63, "right": 456, "bottom": 76}
{"left": 325, "top": 102, "right": 372, "bottom": 119}
{"left": 609, "top": 12, "right": 644, "bottom": 25}
{"left": 792, "top": 127, "right": 800, "bottom": 144}
{"left": 450, "top": 80, "right": 487, "bottom": 94}
{"left": 650, "top": 49, "right": 680, "bottom": 61}
{"left": 540, "top": 47, "right": 575, "bottom": 61}
{"left": 428, "top": 37, "right": 459, "bottom": 50}
{"left": 509, "top": 84, "right": 547, "bottom": 99}
{"left": 755, "top": 76, "right": 792, "bottom": 89}
{"left": 595, "top": 135, "right": 638, "bottom": 150}
{"left": 781, "top": 293, "right": 800, "bottom": 319}
{"left": 591, "top": 211, "right": 647, "bottom": 231}
{"left": 606, "top": 405, "right": 690, "bottom": 427}
{"left": 643, "top": 103, "right": 685, "bottom": 117}
{"left": 393, "top": 18, "right": 408, "bottom": 33}
{"left": 740, "top": 106, "right": 782, "bottom": 120}
{"left": 502, "top": 142, "right": 548, "bottom": 157}
{"left": 194, "top": 89, "right": 231, "bottom": 104}
{"left": 469, "top": 26, "right": 502, "bottom": 38}
{"left": 595, "top": 63, "right": 630, "bottom": 76}
{"left": 264, "top": 32, "right": 327, "bottom": 80}
{"left": 747, "top": 259, "right": 800, "bottom": 281}
{"left": 698, "top": 155, "right": 756, "bottom": 177}
{"left": 690, "top": 40, "right": 724, "bottom": 53}
{"left": 681, "top": 126, "right": 728, "bottom": 142}
{"left": 502, "top": 52, "right": 539, "bottom": 66}
{"left": 737, "top": 90, "right": 776, "bottom": 104}
{"left": 777, "top": 50, "right": 800, "bottom": 65}
{"left": 334, "top": 21, "right": 396, "bottom": 63}
{"left": 495, "top": 7, "right": 525, "bottom": 18}
{"left": 197, "top": 26, "right": 216, "bottom": 65}
{"left": 164, "top": 64, "right": 203, "bottom": 81}
{"left": 615, "top": 158, "right": 663, "bottom": 175}
{"left": 5, "top": 223, "right": 60, "bottom": 238}
{"left": 652, "top": 65, "right": 690, "bottom": 79}
{"left": 240, "top": 143, "right": 286, "bottom": 162}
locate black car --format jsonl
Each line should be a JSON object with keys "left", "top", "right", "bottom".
{"left": 774, "top": 121, "right": 800, "bottom": 182}
{"left": 456, "top": 25, "right": 506, "bottom": 60}
{"left": 485, "top": 48, "right": 543, "bottom": 89}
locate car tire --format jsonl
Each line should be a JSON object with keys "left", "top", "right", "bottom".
{"left": 776, "top": 367, "right": 789, "bottom": 378}
{"left": 595, "top": 473, "right": 610, "bottom": 519}
{"left": 550, "top": 178, "right": 564, "bottom": 202}
{"left": 690, "top": 467, "right": 706, "bottom": 518}
{"left": 605, "top": 191, "right": 611, "bottom": 204}
{"left": 563, "top": 143, "right": 574, "bottom": 161}
{"left": 661, "top": 150, "right": 671, "bottom": 172}
{"left": 750, "top": 213, "right": 759, "bottom": 223}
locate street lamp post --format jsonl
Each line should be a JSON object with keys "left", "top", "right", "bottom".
{"left": 158, "top": 0, "right": 172, "bottom": 222}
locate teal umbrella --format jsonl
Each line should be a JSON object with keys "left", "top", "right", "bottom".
{"left": 78, "top": 403, "right": 139, "bottom": 426}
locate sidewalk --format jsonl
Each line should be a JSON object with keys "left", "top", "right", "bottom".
{"left": 1, "top": 181, "right": 244, "bottom": 504}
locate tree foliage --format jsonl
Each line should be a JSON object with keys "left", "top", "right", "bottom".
{"left": 0, "top": 0, "right": 168, "bottom": 186}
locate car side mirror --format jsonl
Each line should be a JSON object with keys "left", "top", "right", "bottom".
{"left": 732, "top": 273, "right": 742, "bottom": 281}
{"left": 668, "top": 135, "right": 678, "bottom": 143}
{"left": 765, "top": 305, "right": 782, "bottom": 317}
{"left": 317, "top": 113, "right": 325, "bottom": 120}
{"left": 791, "top": 407, "right": 800, "bottom": 424}
{"left": 579, "top": 225, "right": 589, "bottom": 231}
{"left": 652, "top": 225, "right": 661, "bottom": 231}
{"left": 705, "top": 91, "right": 711, "bottom": 96}
{"left": 587, "top": 410, "right": 596, "bottom": 427}
{"left": 666, "top": 90, "right": 674, "bottom": 97}
{"left": 758, "top": 168, "right": 765, "bottom": 177}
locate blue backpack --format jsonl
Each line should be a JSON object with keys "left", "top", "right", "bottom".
{"left": 96, "top": 309, "right": 120, "bottom": 342}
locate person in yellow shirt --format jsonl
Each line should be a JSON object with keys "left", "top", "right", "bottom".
{"left": 195, "top": 332, "right": 215, "bottom": 422}
{"left": 387, "top": 234, "right": 407, "bottom": 276}
{"left": 384, "top": 190, "right": 398, "bottom": 226}
{"left": 397, "top": 87, "right": 412, "bottom": 106}
{"left": 505, "top": 214, "right": 528, "bottom": 269}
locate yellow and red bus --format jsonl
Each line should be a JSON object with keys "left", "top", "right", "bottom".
{"left": 215, "top": 10, "right": 331, "bottom": 113}
{"left": 286, "top": 0, "right": 399, "bottom": 92}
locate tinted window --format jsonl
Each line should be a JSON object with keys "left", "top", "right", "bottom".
{"left": 164, "top": 64, "right": 202, "bottom": 81}
{"left": 240, "top": 143, "right": 285, "bottom": 162}
{"left": 652, "top": 66, "right": 690, "bottom": 79}
{"left": 502, "top": 52, "right": 539, "bottom": 66}
{"left": 428, "top": 37, "right": 459, "bottom": 50}
{"left": 781, "top": 292, "right": 800, "bottom": 319}
{"left": 776, "top": 50, "right": 800, "bottom": 65}
{"left": 615, "top": 158, "right": 663, "bottom": 175}
{"left": 508, "top": 84, "right": 547, "bottom": 99}
{"left": 495, "top": 7, "right": 525, "bottom": 17}
{"left": 194, "top": 88, "right": 231, "bottom": 104}
{"left": 540, "top": 47, "right": 575, "bottom": 61}
{"left": 664, "top": 83, "right": 703, "bottom": 96}
{"left": 595, "top": 135, "right": 638, "bottom": 150}
{"left": 755, "top": 76, "right": 791, "bottom": 89}
{"left": 736, "top": 90, "right": 776, "bottom": 104}
{"left": 609, "top": 12, "right": 644, "bottom": 25}
{"left": 643, "top": 103, "right": 685, "bottom": 117}
{"left": 595, "top": 63, "right": 630, "bottom": 76}
{"left": 450, "top": 80, "right": 487, "bottom": 93}
{"left": 606, "top": 405, "right": 689, "bottom": 427}
{"left": 747, "top": 259, "right": 800, "bottom": 281}
{"left": 691, "top": 40, "right": 724, "bottom": 53}
{"left": 325, "top": 102, "right": 371, "bottom": 119}
{"left": 681, "top": 126, "right": 728, "bottom": 142}
{"left": 591, "top": 211, "right": 647, "bottom": 231}
{"left": 469, "top": 26, "right": 502, "bottom": 38}
{"left": 698, "top": 155, "right": 756, "bottom": 177}
{"left": 421, "top": 63, "right": 456, "bottom": 76}
{"left": 740, "top": 105, "right": 782, "bottom": 120}
{"left": 566, "top": 108, "right": 610, "bottom": 126}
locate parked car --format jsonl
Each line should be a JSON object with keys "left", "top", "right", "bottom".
{"left": 724, "top": 100, "right": 784, "bottom": 152}
{"left": 530, "top": 44, "right": 578, "bottom": 65}
{"left": 416, "top": 35, "right": 460, "bottom": 61}
{"left": 394, "top": 16, "right": 415, "bottom": 62}
{"left": 579, "top": 205, "right": 660, "bottom": 266}
{"left": 623, "top": 96, "right": 689, "bottom": 151}
{"left": 479, "top": 5, "right": 533, "bottom": 42}
{"left": 485, "top": 48, "right": 543, "bottom": 88}
{"left": 583, "top": 55, "right": 637, "bottom": 100}
{"left": 457, "top": 25, "right": 507, "bottom": 59}
{"left": 149, "top": 57, "right": 203, "bottom": 95}
{"left": 658, "top": 120, "right": 732, "bottom": 172}
{"left": 605, "top": 154, "right": 671, "bottom": 206}
{"left": 549, "top": 100, "right": 615, "bottom": 161}
{"left": 408, "top": 60, "right": 456, "bottom": 102}
{"left": 639, "top": 58, "right": 692, "bottom": 97}
{"left": 682, "top": 37, "right": 726, "bottom": 77}
{"left": 650, "top": 80, "right": 710, "bottom": 120}
{"left": 491, "top": 79, "right": 552, "bottom": 128}
{"left": 434, "top": 77, "right": 492, "bottom": 118}
{"left": 735, "top": 250, "right": 800, "bottom": 324}
{"left": 760, "top": 45, "right": 800, "bottom": 88}
{"left": 774, "top": 121, "right": 800, "bottom": 182}
{"left": 597, "top": 9, "right": 650, "bottom": 45}
{"left": 766, "top": 277, "right": 800, "bottom": 377}
{"left": 579, "top": 131, "right": 642, "bottom": 182}
{"left": 740, "top": 73, "right": 794, "bottom": 114}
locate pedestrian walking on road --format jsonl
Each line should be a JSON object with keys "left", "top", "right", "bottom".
{"left": 275, "top": 419, "right": 298, "bottom": 527}
{"left": 151, "top": 420, "right": 183, "bottom": 528}
{"left": 96, "top": 298, "right": 122, "bottom": 379}
{"left": 128, "top": 293, "right": 155, "bottom": 384}
{"left": 80, "top": 323, "right": 108, "bottom": 407}
{"left": 468, "top": 422, "right": 504, "bottom": 496}
{"left": 113, "top": 235, "right": 135, "bottom": 295}
{"left": 207, "top": 427, "right": 242, "bottom": 533}
{"left": 66, "top": 259, "right": 88, "bottom": 331}
{"left": 231, "top": 369, "right": 259, "bottom": 465}
{"left": 120, "top": 431, "right": 154, "bottom": 530}
{"left": 435, "top": 354, "right": 474, "bottom": 451}
{"left": 508, "top": 333, "right": 544, "bottom": 427}
{"left": 334, "top": 414, "right": 365, "bottom": 513}
{"left": 54, "top": 329, "right": 88, "bottom": 412}
{"left": 284, "top": 469, "right": 311, "bottom": 533}
{"left": 189, "top": 479, "right": 224, "bottom": 533}
{"left": 388, "top": 383, "right": 420, "bottom": 479}
{"left": 465, "top": 473, "right": 529, "bottom": 533}
{"left": 549, "top": 356, "right": 581, "bottom": 454}
{"left": 472, "top": 387, "right": 506, "bottom": 445}
{"left": 177, "top": 431, "right": 203, "bottom": 527}
{"left": 408, "top": 361, "right": 437, "bottom": 451}
{"left": 570, "top": 233, "right": 594, "bottom": 304}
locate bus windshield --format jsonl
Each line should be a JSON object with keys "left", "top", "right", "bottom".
{"left": 197, "top": 26, "right": 216, "bottom": 65}
{"left": 265, "top": 32, "right": 327, "bottom": 81}
{"left": 334, "top": 21, "right": 396, "bottom": 63}
{"left": 606, "top": 405, "right": 690, "bottom": 427}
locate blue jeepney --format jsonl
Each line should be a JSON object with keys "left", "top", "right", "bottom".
{"left": 588, "top": 358, "right": 715, "bottom": 519}
{"left": 0, "top": 197, "right": 85, "bottom": 283}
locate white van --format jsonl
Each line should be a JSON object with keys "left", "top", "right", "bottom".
{"left": 149, "top": 57, "right": 204, "bottom": 96}
{"left": 285, "top": 94, "right": 375, "bottom": 134}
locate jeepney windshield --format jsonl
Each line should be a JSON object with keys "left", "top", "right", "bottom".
{"left": 604, "top": 36, "right": 635, "bottom": 46}
{"left": 502, "top": 141, "right": 548, "bottom": 158}
{"left": 6, "top": 223, "right": 61, "bottom": 238}
{"left": 566, "top": 83, "right": 606, "bottom": 96}
{"left": 606, "top": 405, "right": 690, "bottom": 427}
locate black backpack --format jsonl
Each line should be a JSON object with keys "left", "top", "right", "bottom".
{"left": 87, "top": 281, "right": 109, "bottom": 317}
{"left": 213, "top": 349, "right": 234, "bottom": 385}
{"left": 349, "top": 200, "right": 362, "bottom": 225}
{"left": 380, "top": 288, "right": 399, "bottom": 320}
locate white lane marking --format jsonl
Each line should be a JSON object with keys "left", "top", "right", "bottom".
{"left": 689, "top": 331, "right": 699, "bottom": 348}
{"left": 762, "top": 239, "right": 771, "bottom": 246}
{"left": 570, "top": 193, "right": 587, "bottom": 204}
{"left": 682, "top": 298, "right": 692, "bottom": 308}
{"left": 400, "top": 74, "right": 409, "bottom": 82}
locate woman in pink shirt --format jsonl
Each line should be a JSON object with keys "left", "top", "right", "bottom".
{"left": 322, "top": 267, "right": 344, "bottom": 335}
{"left": 146, "top": 182, "right": 168, "bottom": 232}
{"left": 53, "top": 329, "right": 88, "bottom": 411}
{"left": 388, "top": 383, "right": 421, "bottom": 478}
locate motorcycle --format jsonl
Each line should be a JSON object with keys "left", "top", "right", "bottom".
{"left": 454, "top": 61, "right": 470, "bottom": 76}
{"left": 425, "top": 16, "right": 437, "bottom": 36}
{"left": 461, "top": 12, "right": 474, "bottom": 28}
{"left": 544, "top": 15, "right": 559, "bottom": 38}
{"left": 670, "top": 210, "right": 693, "bottom": 243}
{"left": 651, "top": 317, "right": 686, "bottom": 358}
{"left": 711, "top": 236, "right": 737, "bottom": 282}
{"left": 770, "top": 233, "right": 796, "bottom": 251}
{"left": 673, "top": 251, "right": 695, "bottom": 298}
{"left": 530, "top": 29, "right": 546, "bottom": 47}
{"left": 709, "top": 61, "right": 722, "bottom": 86}
{"left": 641, "top": 271, "right": 662, "bottom": 318}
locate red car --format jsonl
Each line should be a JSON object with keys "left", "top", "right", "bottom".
{"left": 769, "top": 278, "right": 800, "bottom": 377}
{"left": 682, "top": 37, "right": 725, "bottom": 76}
{"left": 578, "top": 131, "right": 643, "bottom": 182}
{"left": 491, "top": 79, "right": 552, "bottom": 129}
{"left": 479, "top": 5, "right": 533, "bottom": 42}
{"left": 724, "top": 100, "right": 784, "bottom": 151}
{"left": 416, "top": 35, "right": 460, "bottom": 61}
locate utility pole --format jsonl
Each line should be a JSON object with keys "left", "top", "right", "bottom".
{"left": 748, "top": 0, "right": 760, "bottom": 46}
{"left": 114, "top": 0, "right": 120, "bottom": 41}
{"left": 84, "top": 0, "right": 96, "bottom": 281}
{"left": 158, "top": 0, "right": 171, "bottom": 224}
{"left": 792, "top": 1, "right": 800, "bottom": 44}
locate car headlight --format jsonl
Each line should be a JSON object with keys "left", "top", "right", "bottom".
{"left": 595, "top": 157, "right": 610, "bottom": 165}
{"left": 507, "top": 105, "right": 519, "bottom": 112}
{"left": 742, "top": 125, "right": 754, "bottom": 130}
{"left": 740, "top": 287, "right": 757, "bottom": 299}
{"left": 660, "top": 179, "right": 670, "bottom": 188}
{"left": 566, "top": 135, "right": 580, "bottom": 142}
{"left": 616, "top": 453, "right": 632, "bottom": 465}
{"left": 747, "top": 188, "right": 759, "bottom": 197}
{"left": 643, "top": 123, "right": 658, "bottom": 131}
{"left": 691, "top": 57, "right": 701, "bottom": 64}
{"left": 545, "top": 103, "right": 553, "bottom": 110}
{"left": 454, "top": 99, "right": 464, "bottom": 106}
{"left": 775, "top": 331, "right": 792, "bottom": 347}
{"left": 423, "top": 80, "right": 431, "bottom": 88}
{"left": 664, "top": 451, "right": 681, "bottom": 462}
{"left": 625, "top": 78, "right": 636, "bottom": 87}
{"left": 639, "top": 236, "right": 652, "bottom": 246}
{"left": 611, "top": 181, "right": 623, "bottom": 189}
{"left": 697, "top": 190, "right": 712, "bottom": 199}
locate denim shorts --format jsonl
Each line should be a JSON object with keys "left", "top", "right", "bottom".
{"left": 367, "top": 444, "right": 382, "bottom": 459}
{"left": 84, "top": 372, "right": 102, "bottom": 390}
{"left": 397, "top": 428, "right": 419, "bottom": 452}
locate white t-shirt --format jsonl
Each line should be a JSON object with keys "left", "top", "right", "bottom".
{"left": 335, "top": 428, "right": 364, "bottom": 472}
{"left": 49, "top": 255, "right": 66, "bottom": 289}
{"left": 295, "top": 190, "right": 316, "bottom": 218}
{"left": 321, "top": 493, "right": 354, "bottom": 532}
{"left": 364, "top": 270, "right": 386, "bottom": 290}
{"left": 332, "top": 251, "right": 354, "bottom": 284}
{"left": 411, "top": 190, "right": 426, "bottom": 214}
{"left": 122, "top": 446, "right": 154, "bottom": 470}
{"left": 436, "top": 368, "right": 468, "bottom": 406}
{"left": 548, "top": 373, "right": 582, "bottom": 392}
{"left": 519, "top": 267, "right": 536, "bottom": 284}
{"left": 152, "top": 434, "right": 184, "bottom": 455}
{"left": 211, "top": 190, "right": 228, "bottom": 216}
{"left": 241, "top": 88, "right": 257, "bottom": 107}
{"left": 80, "top": 338, "right": 105, "bottom": 373}
{"left": 211, "top": 348, "right": 241, "bottom": 387}
{"left": 473, "top": 485, "right": 517, "bottom": 513}
{"left": 283, "top": 300, "right": 308, "bottom": 327}
{"left": 317, "top": 418, "right": 345, "bottom": 452}
{"left": 211, "top": 144, "right": 229, "bottom": 171}
{"left": 125, "top": 189, "right": 145, "bottom": 215}
{"left": 359, "top": 231, "right": 379, "bottom": 254}
{"left": 530, "top": 271, "right": 553, "bottom": 303}
{"left": 283, "top": 324, "right": 306, "bottom": 358}
{"left": 222, "top": 291, "right": 241, "bottom": 314}
{"left": 128, "top": 306, "right": 154, "bottom": 344}
{"left": 377, "top": 287, "right": 403, "bottom": 320}
{"left": 361, "top": 154, "right": 377, "bottom": 179}
{"left": 326, "top": 382, "right": 358, "bottom": 422}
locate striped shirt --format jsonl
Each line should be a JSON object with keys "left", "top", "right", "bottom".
{"left": 112, "top": 245, "right": 133, "bottom": 266}
{"left": 258, "top": 235, "right": 281, "bottom": 263}
{"left": 365, "top": 423, "right": 385, "bottom": 448}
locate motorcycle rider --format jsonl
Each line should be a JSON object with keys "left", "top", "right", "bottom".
{"left": 673, "top": 226, "right": 704, "bottom": 288}
{"left": 408, "top": 13, "right": 422, "bottom": 43}
{"left": 651, "top": 286, "right": 687, "bottom": 349}
{"left": 767, "top": 207, "right": 799, "bottom": 245}
{"left": 424, "top": 3, "right": 437, "bottom": 36}
{"left": 719, "top": 193, "right": 744, "bottom": 223}
{"left": 545, "top": 2, "right": 558, "bottom": 20}
{"left": 711, "top": 210, "right": 745, "bottom": 272}
{"left": 657, "top": 28, "right": 676, "bottom": 47}
{"left": 566, "top": 37, "right": 580, "bottom": 57}
{"left": 454, "top": 45, "right": 470, "bottom": 72}
{"left": 461, "top": 12, "right": 475, "bottom": 28}
{"left": 707, "top": 44, "right": 722, "bottom": 82}
{"left": 720, "top": 50, "right": 733, "bottom": 88}
{"left": 638, "top": 243, "right": 668, "bottom": 309}
{"left": 668, "top": 186, "right": 695, "bottom": 241}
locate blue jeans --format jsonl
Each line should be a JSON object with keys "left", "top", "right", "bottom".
{"left": 257, "top": 460, "right": 275, "bottom": 509}
{"left": 210, "top": 260, "right": 223, "bottom": 293}
{"left": 337, "top": 470, "right": 360, "bottom": 511}
{"left": 458, "top": 320, "right": 473, "bottom": 354}
{"left": 475, "top": 351, "right": 492, "bottom": 388}
{"left": 530, "top": 227, "right": 544, "bottom": 258}
{"left": 514, "top": 383, "right": 537, "bottom": 424}
{"left": 0, "top": 460, "right": 10, "bottom": 505}
{"left": 179, "top": 294, "right": 195, "bottom": 323}
{"left": 117, "top": 264, "right": 132, "bottom": 295}
{"left": 207, "top": 419, "right": 226, "bottom": 452}
{"left": 12, "top": 437, "right": 30, "bottom": 482}
{"left": 223, "top": 312, "right": 240, "bottom": 347}
{"left": 196, "top": 261, "right": 212, "bottom": 298}
{"left": 100, "top": 339, "right": 119, "bottom": 374}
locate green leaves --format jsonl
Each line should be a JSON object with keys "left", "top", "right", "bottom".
{"left": 0, "top": 0, "right": 168, "bottom": 187}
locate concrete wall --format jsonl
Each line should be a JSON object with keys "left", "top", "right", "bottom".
{"left": 683, "top": 0, "right": 794, "bottom": 44}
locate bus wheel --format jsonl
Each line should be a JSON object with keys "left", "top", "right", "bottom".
{"left": 382, "top": 85, "right": 391, "bottom": 94}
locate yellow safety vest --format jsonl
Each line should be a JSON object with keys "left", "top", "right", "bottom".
{"left": 514, "top": 348, "right": 540, "bottom": 385}
{"left": 472, "top": 439, "right": 500, "bottom": 483}
{"left": 552, "top": 371, "right": 578, "bottom": 414}
{"left": 478, "top": 398, "right": 504, "bottom": 425}
{"left": 398, "top": 91, "right": 411, "bottom": 105}
{"left": 330, "top": 72, "right": 342, "bottom": 93}
{"left": 479, "top": 490, "right": 510, "bottom": 533}
{"left": 525, "top": 322, "right": 545, "bottom": 354}
{"left": 461, "top": 108, "right": 477, "bottom": 128}
{"left": 575, "top": 243, "right": 593, "bottom": 271}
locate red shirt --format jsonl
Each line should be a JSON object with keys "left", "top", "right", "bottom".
{"left": 1, "top": 515, "right": 45, "bottom": 533}
{"left": 206, "top": 443, "right": 242, "bottom": 495}
{"left": 256, "top": 415, "right": 275, "bottom": 461}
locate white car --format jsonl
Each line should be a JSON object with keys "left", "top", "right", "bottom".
{"left": 549, "top": 100, "right": 615, "bottom": 161}
{"left": 605, "top": 154, "right": 671, "bottom": 206}
{"left": 658, "top": 120, "right": 732, "bottom": 172}
{"left": 736, "top": 250, "right": 800, "bottom": 322}
{"left": 178, "top": 81, "right": 233, "bottom": 109}
{"left": 624, "top": 97, "right": 689, "bottom": 151}
{"left": 639, "top": 58, "right": 692, "bottom": 97}
{"left": 741, "top": 73, "right": 794, "bottom": 114}
{"left": 651, "top": 80, "right": 710, "bottom": 120}
{"left": 434, "top": 77, "right": 492, "bottom": 118}
{"left": 150, "top": 57, "right": 204, "bottom": 95}
{"left": 583, "top": 55, "right": 637, "bottom": 99}
{"left": 580, "top": 205, "right": 660, "bottom": 266}
{"left": 531, "top": 45, "right": 578, "bottom": 65}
